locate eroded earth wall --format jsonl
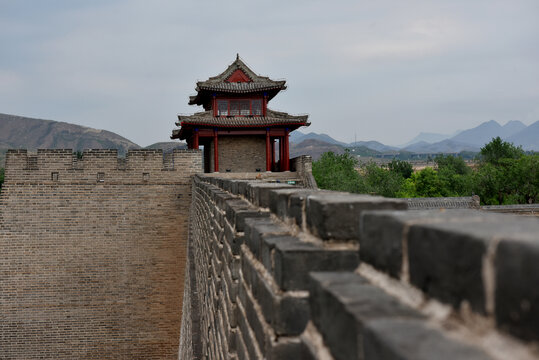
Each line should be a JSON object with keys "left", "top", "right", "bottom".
{"left": 0, "top": 149, "right": 202, "bottom": 360}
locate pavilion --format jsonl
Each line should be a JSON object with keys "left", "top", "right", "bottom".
{"left": 171, "top": 55, "right": 309, "bottom": 173}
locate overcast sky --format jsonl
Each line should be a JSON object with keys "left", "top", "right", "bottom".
{"left": 1, "top": 0, "right": 538, "bottom": 146}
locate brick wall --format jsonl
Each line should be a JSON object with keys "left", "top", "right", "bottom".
{"left": 181, "top": 174, "right": 539, "bottom": 359}
{"left": 209, "top": 136, "right": 266, "bottom": 173}
{"left": 290, "top": 155, "right": 317, "bottom": 189}
{"left": 0, "top": 149, "right": 202, "bottom": 359}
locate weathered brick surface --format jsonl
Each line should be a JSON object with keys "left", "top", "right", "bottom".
{"left": 182, "top": 175, "right": 368, "bottom": 359}
{"left": 210, "top": 136, "right": 266, "bottom": 172}
{"left": 363, "top": 318, "right": 493, "bottom": 360}
{"left": 495, "top": 236, "right": 539, "bottom": 341}
{"left": 360, "top": 210, "right": 539, "bottom": 317}
{"left": 0, "top": 149, "right": 202, "bottom": 360}
{"left": 3, "top": 152, "right": 536, "bottom": 360}
{"left": 306, "top": 193, "right": 407, "bottom": 240}
{"left": 183, "top": 174, "right": 538, "bottom": 360}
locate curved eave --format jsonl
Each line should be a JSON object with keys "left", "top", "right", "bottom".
{"left": 171, "top": 120, "right": 310, "bottom": 140}
{"left": 180, "top": 121, "right": 309, "bottom": 128}
{"left": 188, "top": 85, "right": 286, "bottom": 106}
{"left": 195, "top": 82, "right": 286, "bottom": 92}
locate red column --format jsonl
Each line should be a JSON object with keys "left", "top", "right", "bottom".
{"left": 271, "top": 139, "right": 275, "bottom": 171}
{"left": 279, "top": 137, "right": 283, "bottom": 171}
{"left": 193, "top": 129, "right": 199, "bottom": 149}
{"left": 266, "top": 128, "right": 271, "bottom": 172}
{"left": 213, "top": 129, "right": 219, "bottom": 172}
{"left": 284, "top": 130, "right": 290, "bottom": 171}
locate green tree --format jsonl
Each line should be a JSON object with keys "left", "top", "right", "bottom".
{"left": 410, "top": 167, "right": 443, "bottom": 197}
{"left": 479, "top": 136, "right": 523, "bottom": 165}
{"left": 312, "top": 151, "right": 364, "bottom": 193}
{"left": 361, "top": 162, "right": 404, "bottom": 197}
{"left": 435, "top": 155, "right": 470, "bottom": 175}
{"left": 435, "top": 155, "right": 474, "bottom": 196}
{"left": 473, "top": 138, "right": 537, "bottom": 205}
{"left": 388, "top": 159, "right": 413, "bottom": 179}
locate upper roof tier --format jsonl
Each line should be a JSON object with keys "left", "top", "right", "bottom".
{"left": 188, "top": 55, "right": 287, "bottom": 108}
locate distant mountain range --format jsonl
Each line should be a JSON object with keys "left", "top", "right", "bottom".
{"left": 0, "top": 113, "right": 140, "bottom": 153}
{"left": 399, "top": 130, "right": 462, "bottom": 148}
{"left": 0, "top": 113, "right": 187, "bottom": 166}
{"left": 1, "top": 112, "right": 537, "bottom": 166}
{"left": 289, "top": 131, "right": 348, "bottom": 147}
{"left": 292, "top": 120, "right": 539, "bottom": 158}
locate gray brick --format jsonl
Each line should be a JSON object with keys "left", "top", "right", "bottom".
{"left": 306, "top": 193, "right": 407, "bottom": 241}
{"left": 274, "top": 240, "right": 359, "bottom": 291}
{"left": 309, "top": 272, "right": 422, "bottom": 360}
{"left": 360, "top": 211, "right": 409, "bottom": 278}
{"left": 408, "top": 222, "right": 488, "bottom": 313}
{"left": 496, "top": 235, "right": 539, "bottom": 342}
{"left": 265, "top": 336, "right": 306, "bottom": 360}
{"left": 241, "top": 247, "right": 310, "bottom": 335}
{"left": 247, "top": 182, "right": 294, "bottom": 208}
{"left": 364, "top": 318, "right": 493, "bottom": 360}
{"left": 260, "top": 235, "right": 298, "bottom": 273}
{"left": 244, "top": 217, "right": 289, "bottom": 258}
{"left": 268, "top": 188, "right": 319, "bottom": 221}
{"left": 225, "top": 198, "right": 270, "bottom": 232}
{"left": 274, "top": 294, "right": 310, "bottom": 336}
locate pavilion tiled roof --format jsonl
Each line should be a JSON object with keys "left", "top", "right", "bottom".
{"left": 188, "top": 55, "right": 287, "bottom": 105}
{"left": 171, "top": 109, "right": 309, "bottom": 139}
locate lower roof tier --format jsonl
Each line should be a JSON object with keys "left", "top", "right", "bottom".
{"left": 171, "top": 108, "right": 309, "bottom": 140}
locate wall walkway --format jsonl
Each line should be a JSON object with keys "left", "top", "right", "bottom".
{"left": 181, "top": 174, "right": 539, "bottom": 360}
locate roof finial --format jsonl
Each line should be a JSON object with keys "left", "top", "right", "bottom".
{"left": 236, "top": 53, "right": 239, "bottom": 61}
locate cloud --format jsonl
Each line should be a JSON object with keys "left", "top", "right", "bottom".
{"left": 0, "top": 0, "right": 538, "bottom": 146}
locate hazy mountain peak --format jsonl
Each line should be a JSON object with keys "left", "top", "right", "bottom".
{"left": 506, "top": 120, "right": 539, "bottom": 151}
{"left": 0, "top": 113, "right": 139, "bottom": 153}
{"left": 400, "top": 132, "right": 453, "bottom": 147}
{"left": 501, "top": 120, "right": 527, "bottom": 138}
{"left": 503, "top": 120, "right": 525, "bottom": 127}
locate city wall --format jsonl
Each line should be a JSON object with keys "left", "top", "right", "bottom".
{"left": 0, "top": 149, "right": 202, "bottom": 359}
{"left": 2, "top": 148, "right": 538, "bottom": 360}
{"left": 181, "top": 174, "right": 539, "bottom": 360}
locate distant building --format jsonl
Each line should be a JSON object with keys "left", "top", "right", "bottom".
{"left": 171, "top": 55, "right": 309, "bottom": 173}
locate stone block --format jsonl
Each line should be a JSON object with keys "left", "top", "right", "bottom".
{"left": 224, "top": 221, "right": 244, "bottom": 255}
{"left": 247, "top": 182, "right": 294, "bottom": 208}
{"left": 244, "top": 217, "right": 289, "bottom": 258}
{"left": 212, "top": 190, "right": 236, "bottom": 211}
{"left": 274, "top": 240, "right": 359, "bottom": 291}
{"left": 225, "top": 198, "right": 270, "bottom": 232}
{"left": 235, "top": 331, "right": 249, "bottom": 360}
{"left": 241, "top": 246, "right": 310, "bottom": 336}
{"left": 496, "top": 235, "right": 539, "bottom": 342}
{"left": 309, "top": 272, "right": 422, "bottom": 360}
{"left": 274, "top": 294, "right": 310, "bottom": 336}
{"left": 268, "top": 188, "right": 318, "bottom": 222}
{"left": 265, "top": 335, "right": 306, "bottom": 360}
{"left": 363, "top": 318, "right": 493, "bottom": 360}
{"left": 289, "top": 191, "right": 312, "bottom": 227}
{"left": 239, "top": 281, "right": 267, "bottom": 353}
{"left": 236, "top": 302, "right": 261, "bottom": 360}
{"left": 306, "top": 193, "right": 407, "bottom": 241}
{"left": 260, "top": 235, "right": 298, "bottom": 273}
{"left": 408, "top": 221, "right": 489, "bottom": 313}
{"left": 359, "top": 210, "right": 409, "bottom": 278}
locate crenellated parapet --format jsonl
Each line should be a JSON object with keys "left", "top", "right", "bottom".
{"left": 4, "top": 149, "right": 203, "bottom": 184}
{"left": 181, "top": 173, "right": 539, "bottom": 360}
